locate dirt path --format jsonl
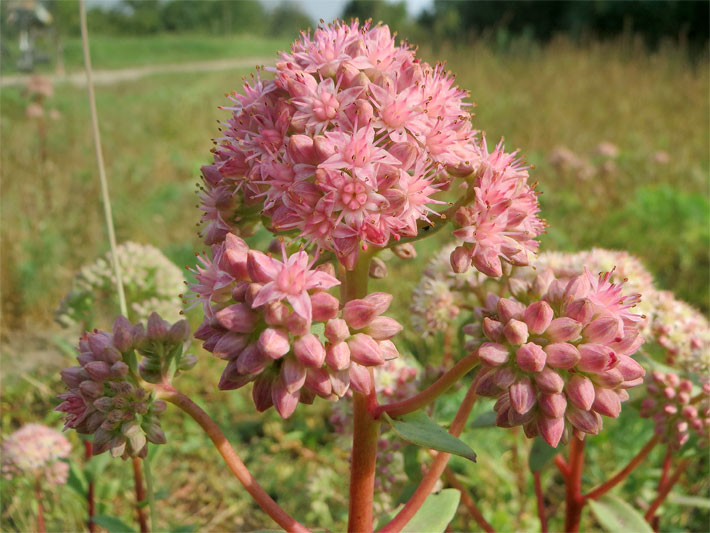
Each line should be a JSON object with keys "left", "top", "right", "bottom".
{"left": 0, "top": 57, "right": 271, "bottom": 88}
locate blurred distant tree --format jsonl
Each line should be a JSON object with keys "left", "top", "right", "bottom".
{"left": 342, "top": 0, "right": 419, "bottom": 42}
{"left": 122, "top": 0, "right": 162, "bottom": 35}
{"left": 268, "top": 2, "right": 313, "bottom": 38}
{"left": 162, "top": 0, "right": 266, "bottom": 34}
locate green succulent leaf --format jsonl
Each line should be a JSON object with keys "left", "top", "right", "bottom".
{"left": 588, "top": 495, "right": 653, "bottom": 533}
{"left": 528, "top": 436, "right": 559, "bottom": 472}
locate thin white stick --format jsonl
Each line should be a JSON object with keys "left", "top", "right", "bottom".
{"left": 79, "top": 0, "right": 127, "bottom": 316}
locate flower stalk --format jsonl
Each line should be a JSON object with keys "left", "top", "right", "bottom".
{"left": 564, "top": 436, "right": 586, "bottom": 533}
{"left": 84, "top": 441, "right": 96, "bottom": 533}
{"left": 645, "top": 458, "right": 691, "bottom": 523}
{"left": 533, "top": 471, "right": 548, "bottom": 533}
{"left": 131, "top": 458, "right": 149, "bottom": 533}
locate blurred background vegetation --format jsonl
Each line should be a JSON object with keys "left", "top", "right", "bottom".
{"left": 1, "top": 1, "right": 708, "bottom": 532}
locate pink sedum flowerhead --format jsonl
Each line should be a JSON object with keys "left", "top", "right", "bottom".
{"left": 2, "top": 424, "right": 71, "bottom": 485}
{"left": 465, "top": 269, "right": 646, "bottom": 448}
{"left": 451, "top": 137, "right": 545, "bottom": 277}
{"left": 191, "top": 233, "right": 402, "bottom": 418}
{"left": 198, "top": 20, "right": 480, "bottom": 267}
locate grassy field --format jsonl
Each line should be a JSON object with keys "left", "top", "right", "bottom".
{"left": 1, "top": 35, "right": 708, "bottom": 531}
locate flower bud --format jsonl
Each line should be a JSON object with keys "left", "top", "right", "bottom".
{"left": 271, "top": 378, "right": 299, "bottom": 418}
{"left": 349, "top": 363, "right": 373, "bottom": 394}
{"left": 504, "top": 319, "right": 529, "bottom": 346}
{"left": 509, "top": 377, "right": 536, "bottom": 414}
{"left": 293, "top": 333, "right": 326, "bottom": 368}
{"left": 450, "top": 246, "right": 472, "bottom": 273}
{"left": 493, "top": 367, "right": 517, "bottom": 389}
{"left": 100, "top": 346, "right": 123, "bottom": 364}
{"left": 281, "top": 357, "right": 307, "bottom": 393}
{"left": 478, "top": 342, "right": 510, "bottom": 366}
{"left": 577, "top": 344, "right": 614, "bottom": 373}
{"left": 348, "top": 334, "right": 384, "bottom": 366}
{"left": 88, "top": 333, "right": 111, "bottom": 357}
{"left": 539, "top": 393, "right": 567, "bottom": 418}
{"left": 515, "top": 342, "right": 546, "bottom": 372}
{"left": 306, "top": 368, "right": 332, "bottom": 397}
{"left": 144, "top": 420, "right": 167, "bottom": 444}
{"left": 326, "top": 342, "right": 351, "bottom": 370}
{"left": 524, "top": 301, "right": 554, "bottom": 334}
{"left": 311, "top": 291, "right": 340, "bottom": 321}
{"left": 246, "top": 250, "right": 278, "bottom": 283}
{"left": 213, "top": 333, "right": 250, "bottom": 360}
{"left": 325, "top": 318, "right": 350, "bottom": 343}
{"left": 147, "top": 313, "right": 169, "bottom": 340}
{"left": 61, "top": 367, "right": 88, "bottom": 388}
{"left": 583, "top": 315, "right": 622, "bottom": 344}
{"left": 84, "top": 361, "right": 111, "bottom": 381}
{"left": 538, "top": 416, "right": 565, "bottom": 448}
{"left": 365, "top": 316, "right": 403, "bottom": 340}
{"left": 497, "top": 298, "right": 525, "bottom": 323}
{"left": 369, "top": 257, "right": 388, "bottom": 279}
{"left": 507, "top": 278, "right": 529, "bottom": 301}
{"left": 566, "top": 375, "right": 595, "bottom": 411}
{"left": 544, "top": 343, "right": 580, "bottom": 369}
{"left": 343, "top": 299, "right": 378, "bottom": 330}
{"left": 614, "top": 355, "right": 645, "bottom": 381}
{"left": 109, "top": 361, "right": 129, "bottom": 379}
{"left": 592, "top": 388, "right": 621, "bottom": 418}
{"left": 167, "top": 320, "right": 191, "bottom": 343}
{"left": 392, "top": 243, "right": 416, "bottom": 260}
{"left": 112, "top": 316, "right": 134, "bottom": 351}
{"left": 258, "top": 328, "right": 291, "bottom": 360}
{"left": 378, "top": 340, "right": 400, "bottom": 361}
{"left": 251, "top": 375, "right": 274, "bottom": 412}
{"left": 566, "top": 407, "right": 601, "bottom": 435}
{"left": 534, "top": 366, "right": 565, "bottom": 393}
{"left": 236, "top": 343, "right": 268, "bottom": 375}
{"left": 215, "top": 304, "right": 258, "bottom": 333}
{"left": 546, "top": 318, "right": 583, "bottom": 342}
{"left": 565, "top": 298, "right": 594, "bottom": 324}
{"left": 482, "top": 317, "right": 504, "bottom": 342}
{"left": 264, "top": 301, "right": 289, "bottom": 326}
{"left": 285, "top": 312, "right": 310, "bottom": 336}
{"left": 330, "top": 370, "right": 350, "bottom": 397}
{"left": 93, "top": 397, "right": 114, "bottom": 412}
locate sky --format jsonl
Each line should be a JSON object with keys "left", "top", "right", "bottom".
{"left": 261, "top": 0, "right": 435, "bottom": 23}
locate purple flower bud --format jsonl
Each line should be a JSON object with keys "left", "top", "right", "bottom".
{"left": 583, "top": 315, "right": 622, "bottom": 344}
{"left": 497, "top": 298, "right": 525, "bottom": 323}
{"left": 263, "top": 301, "right": 289, "bottom": 326}
{"left": 144, "top": 421, "right": 167, "bottom": 445}
{"left": 450, "top": 246, "right": 471, "bottom": 273}
{"left": 167, "top": 320, "right": 191, "bottom": 343}
{"left": 515, "top": 342, "right": 546, "bottom": 373}
{"left": 592, "top": 388, "right": 621, "bottom": 418}
{"left": 61, "top": 367, "right": 88, "bottom": 388}
{"left": 475, "top": 369, "right": 501, "bottom": 398}
{"left": 113, "top": 316, "right": 134, "bottom": 351}
{"left": 311, "top": 291, "right": 340, "bottom": 322}
{"left": 482, "top": 317, "right": 504, "bottom": 342}
{"left": 593, "top": 368, "right": 625, "bottom": 388}
{"left": 349, "top": 363, "right": 373, "bottom": 395}
{"left": 509, "top": 377, "right": 536, "bottom": 414}
{"left": 566, "top": 407, "right": 602, "bottom": 435}
{"left": 84, "top": 361, "right": 111, "bottom": 381}
{"left": 93, "top": 397, "right": 114, "bottom": 412}
{"left": 539, "top": 393, "right": 567, "bottom": 418}
{"left": 534, "top": 367, "right": 565, "bottom": 393}
{"left": 544, "top": 343, "right": 580, "bottom": 369}
{"left": 365, "top": 317, "right": 403, "bottom": 340}
{"left": 285, "top": 312, "right": 310, "bottom": 336}
{"left": 293, "top": 333, "right": 326, "bottom": 368}
{"left": 236, "top": 343, "right": 268, "bottom": 375}
{"left": 258, "top": 328, "right": 291, "bottom": 360}
{"left": 330, "top": 370, "right": 350, "bottom": 397}
{"left": 566, "top": 374, "right": 595, "bottom": 411}
{"left": 252, "top": 375, "right": 274, "bottom": 412}
{"left": 348, "top": 334, "right": 384, "bottom": 366}
{"left": 215, "top": 304, "right": 258, "bottom": 333}
{"left": 478, "top": 342, "right": 510, "bottom": 366}
{"left": 306, "top": 368, "right": 332, "bottom": 397}
{"left": 493, "top": 367, "right": 516, "bottom": 389}
{"left": 546, "top": 318, "right": 583, "bottom": 342}
{"left": 281, "top": 357, "right": 307, "bottom": 393}
{"left": 147, "top": 313, "right": 169, "bottom": 340}
{"left": 88, "top": 333, "right": 112, "bottom": 357}
{"left": 614, "top": 355, "right": 645, "bottom": 381}
{"left": 577, "top": 344, "right": 614, "bottom": 373}
{"left": 79, "top": 380, "right": 104, "bottom": 399}
{"left": 213, "top": 333, "right": 250, "bottom": 360}
{"left": 504, "top": 319, "right": 529, "bottom": 346}
{"left": 524, "top": 301, "right": 554, "bottom": 335}
{"left": 109, "top": 361, "right": 129, "bottom": 379}
{"left": 271, "top": 378, "right": 300, "bottom": 418}
{"left": 326, "top": 342, "right": 351, "bottom": 370}
{"left": 538, "top": 416, "right": 565, "bottom": 448}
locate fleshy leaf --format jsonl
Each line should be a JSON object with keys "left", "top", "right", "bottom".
{"left": 588, "top": 495, "right": 653, "bottom": 533}
{"left": 383, "top": 411, "right": 476, "bottom": 462}
{"left": 91, "top": 515, "right": 137, "bottom": 533}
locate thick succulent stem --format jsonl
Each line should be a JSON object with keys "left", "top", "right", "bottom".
{"left": 344, "top": 254, "right": 381, "bottom": 533}
{"left": 374, "top": 352, "right": 479, "bottom": 419}
{"left": 583, "top": 434, "right": 660, "bottom": 501}
{"left": 158, "top": 387, "right": 311, "bottom": 533}
{"left": 378, "top": 374, "right": 480, "bottom": 532}
{"left": 132, "top": 458, "right": 149, "bottom": 533}
{"left": 533, "top": 471, "right": 548, "bottom": 533}
{"left": 564, "top": 436, "right": 586, "bottom": 533}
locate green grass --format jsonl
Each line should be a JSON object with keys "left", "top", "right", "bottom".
{"left": 1, "top": 35, "right": 709, "bottom": 532}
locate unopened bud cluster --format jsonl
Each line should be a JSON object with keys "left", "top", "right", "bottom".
{"left": 466, "top": 268, "right": 645, "bottom": 447}
{"left": 2, "top": 424, "right": 71, "bottom": 485}
{"left": 640, "top": 372, "right": 710, "bottom": 449}
{"left": 56, "top": 314, "right": 190, "bottom": 458}
{"left": 191, "top": 233, "right": 402, "bottom": 418}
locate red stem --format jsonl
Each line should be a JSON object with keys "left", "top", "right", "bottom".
{"left": 533, "top": 471, "right": 548, "bottom": 533}
{"left": 554, "top": 454, "right": 569, "bottom": 481}
{"left": 373, "top": 352, "right": 479, "bottom": 419}
{"left": 84, "top": 441, "right": 96, "bottom": 533}
{"left": 443, "top": 466, "right": 495, "bottom": 533}
{"left": 644, "top": 459, "right": 691, "bottom": 522}
{"left": 158, "top": 388, "right": 311, "bottom": 533}
{"left": 35, "top": 479, "right": 46, "bottom": 533}
{"left": 583, "top": 434, "right": 660, "bottom": 501}
{"left": 564, "top": 436, "right": 586, "bottom": 533}
{"left": 378, "top": 376, "right": 479, "bottom": 532}
{"left": 651, "top": 447, "right": 673, "bottom": 531}
{"left": 132, "top": 458, "right": 149, "bottom": 533}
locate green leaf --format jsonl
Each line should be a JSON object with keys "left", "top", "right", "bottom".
{"left": 91, "top": 515, "right": 137, "bottom": 533}
{"left": 470, "top": 411, "right": 497, "bottom": 428}
{"left": 588, "top": 495, "right": 653, "bottom": 533}
{"left": 667, "top": 493, "right": 710, "bottom": 509}
{"left": 528, "top": 436, "right": 559, "bottom": 472}
{"left": 62, "top": 458, "right": 88, "bottom": 497}
{"left": 169, "top": 525, "right": 198, "bottom": 533}
{"left": 383, "top": 411, "right": 476, "bottom": 462}
{"left": 403, "top": 489, "right": 461, "bottom": 533}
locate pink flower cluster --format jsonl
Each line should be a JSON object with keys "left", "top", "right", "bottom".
{"left": 56, "top": 316, "right": 173, "bottom": 458}
{"left": 2, "top": 424, "right": 71, "bottom": 485}
{"left": 451, "top": 138, "right": 545, "bottom": 277}
{"left": 466, "top": 268, "right": 645, "bottom": 447}
{"left": 640, "top": 372, "right": 710, "bottom": 449}
{"left": 199, "top": 20, "right": 480, "bottom": 267}
{"left": 190, "top": 233, "right": 402, "bottom": 418}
